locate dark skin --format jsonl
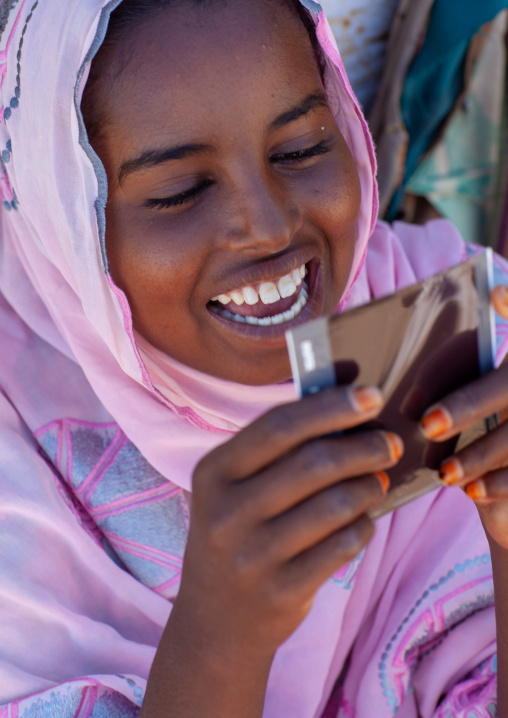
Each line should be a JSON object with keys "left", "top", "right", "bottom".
{"left": 87, "top": 1, "right": 508, "bottom": 715}
{"left": 93, "top": 0, "right": 360, "bottom": 387}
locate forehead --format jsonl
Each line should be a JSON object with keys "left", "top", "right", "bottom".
{"left": 93, "top": 0, "right": 322, "bottom": 149}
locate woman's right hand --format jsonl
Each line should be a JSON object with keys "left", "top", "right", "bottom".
{"left": 179, "top": 385, "right": 402, "bottom": 659}
{"left": 141, "top": 386, "right": 402, "bottom": 718}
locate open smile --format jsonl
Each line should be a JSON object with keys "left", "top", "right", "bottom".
{"left": 209, "top": 264, "right": 307, "bottom": 326}
{"left": 207, "top": 259, "right": 323, "bottom": 339}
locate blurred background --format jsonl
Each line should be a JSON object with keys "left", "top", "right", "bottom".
{"left": 320, "top": 0, "right": 508, "bottom": 255}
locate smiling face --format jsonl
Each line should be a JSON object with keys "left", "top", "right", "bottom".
{"left": 87, "top": 0, "right": 361, "bottom": 385}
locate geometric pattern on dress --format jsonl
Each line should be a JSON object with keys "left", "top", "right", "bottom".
{"left": 331, "top": 549, "right": 365, "bottom": 591}
{"left": 0, "top": 676, "right": 143, "bottom": 717}
{"left": 35, "top": 419, "right": 189, "bottom": 600}
{"left": 434, "top": 653, "right": 497, "bottom": 718}
{"left": 378, "top": 554, "right": 494, "bottom": 716}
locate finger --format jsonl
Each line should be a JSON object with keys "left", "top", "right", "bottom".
{"left": 284, "top": 514, "right": 374, "bottom": 590}
{"left": 492, "top": 285, "right": 508, "bottom": 321}
{"left": 262, "top": 473, "right": 388, "bottom": 562}
{"left": 438, "top": 419, "right": 508, "bottom": 487}
{"left": 419, "top": 363, "right": 508, "bottom": 442}
{"left": 195, "top": 385, "right": 383, "bottom": 483}
{"left": 464, "top": 471, "right": 508, "bottom": 503}
{"left": 235, "top": 430, "right": 401, "bottom": 519}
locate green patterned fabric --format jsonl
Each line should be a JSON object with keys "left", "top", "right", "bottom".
{"left": 405, "top": 9, "right": 508, "bottom": 243}
{"left": 387, "top": 0, "right": 508, "bottom": 227}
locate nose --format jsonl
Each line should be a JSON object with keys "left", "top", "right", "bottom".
{"left": 221, "top": 167, "right": 301, "bottom": 255}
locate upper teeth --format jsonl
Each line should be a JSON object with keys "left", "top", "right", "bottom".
{"left": 212, "top": 265, "right": 306, "bottom": 306}
{"left": 221, "top": 283, "right": 309, "bottom": 326}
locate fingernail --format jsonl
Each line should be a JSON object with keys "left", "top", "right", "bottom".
{"left": 465, "top": 479, "right": 487, "bottom": 501}
{"left": 350, "top": 385, "right": 383, "bottom": 413}
{"left": 420, "top": 406, "right": 453, "bottom": 440}
{"left": 375, "top": 471, "right": 390, "bottom": 494}
{"left": 384, "top": 432, "right": 404, "bottom": 461}
{"left": 439, "top": 457, "right": 465, "bottom": 486}
{"left": 497, "top": 285, "right": 508, "bottom": 306}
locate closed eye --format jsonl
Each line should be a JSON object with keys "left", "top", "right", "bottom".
{"left": 144, "top": 179, "right": 213, "bottom": 210}
{"left": 270, "top": 139, "right": 331, "bottom": 165}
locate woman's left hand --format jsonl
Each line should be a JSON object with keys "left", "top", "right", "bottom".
{"left": 420, "top": 285, "right": 508, "bottom": 549}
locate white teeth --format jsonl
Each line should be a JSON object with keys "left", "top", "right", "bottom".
{"left": 243, "top": 286, "right": 259, "bottom": 305}
{"left": 230, "top": 290, "right": 245, "bottom": 306}
{"left": 216, "top": 282, "right": 308, "bottom": 327}
{"left": 223, "top": 309, "right": 246, "bottom": 322}
{"left": 213, "top": 264, "right": 307, "bottom": 306}
{"left": 278, "top": 274, "right": 297, "bottom": 298}
{"left": 259, "top": 282, "right": 280, "bottom": 305}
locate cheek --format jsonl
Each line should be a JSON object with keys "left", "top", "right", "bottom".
{"left": 308, "top": 148, "right": 361, "bottom": 285}
{"left": 104, "top": 204, "right": 205, "bottom": 318}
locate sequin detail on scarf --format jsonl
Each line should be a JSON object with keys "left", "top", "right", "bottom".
{"left": 35, "top": 420, "right": 189, "bottom": 599}
{"left": 0, "top": 0, "right": 38, "bottom": 210}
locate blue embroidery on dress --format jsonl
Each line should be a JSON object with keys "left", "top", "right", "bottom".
{"left": 331, "top": 549, "right": 365, "bottom": 590}
{"left": 378, "top": 555, "right": 494, "bottom": 715}
{"left": 36, "top": 420, "right": 189, "bottom": 599}
{"left": 18, "top": 684, "right": 140, "bottom": 717}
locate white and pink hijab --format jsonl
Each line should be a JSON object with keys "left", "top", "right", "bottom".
{"left": 0, "top": 0, "right": 503, "bottom": 716}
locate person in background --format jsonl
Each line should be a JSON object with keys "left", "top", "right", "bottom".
{"left": 322, "top": 0, "right": 508, "bottom": 253}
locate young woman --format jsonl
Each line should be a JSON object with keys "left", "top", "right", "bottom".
{"left": 1, "top": 0, "right": 508, "bottom": 716}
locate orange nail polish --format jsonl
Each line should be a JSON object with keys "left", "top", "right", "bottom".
{"left": 421, "top": 407, "right": 453, "bottom": 440}
{"left": 465, "top": 479, "right": 487, "bottom": 501}
{"left": 439, "top": 457, "right": 464, "bottom": 486}
{"left": 375, "top": 471, "right": 390, "bottom": 494}
{"left": 385, "top": 432, "right": 404, "bottom": 461}
{"left": 498, "top": 285, "right": 508, "bottom": 306}
{"left": 351, "top": 385, "right": 382, "bottom": 413}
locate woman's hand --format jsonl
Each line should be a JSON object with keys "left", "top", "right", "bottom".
{"left": 179, "top": 385, "right": 402, "bottom": 661}
{"left": 142, "top": 385, "right": 402, "bottom": 718}
{"left": 419, "top": 285, "right": 508, "bottom": 549}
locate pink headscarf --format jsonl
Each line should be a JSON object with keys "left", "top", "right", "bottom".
{"left": 0, "top": 1, "right": 504, "bottom": 716}
{"left": 0, "top": 0, "right": 382, "bottom": 491}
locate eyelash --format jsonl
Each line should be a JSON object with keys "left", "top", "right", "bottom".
{"left": 144, "top": 179, "right": 213, "bottom": 210}
{"left": 144, "top": 140, "right": 331, "bottom": 210}
{"left": 270, "top": 139, "right": 331, "bottom": 165}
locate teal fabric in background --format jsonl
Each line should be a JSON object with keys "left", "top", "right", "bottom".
{"left": 387, "top": 0, "right": 508, "bottom": 220}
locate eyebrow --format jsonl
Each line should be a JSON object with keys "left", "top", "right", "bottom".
{"left": 117, "top": 91, "right": 329, "bottom": 185}
{"left": 118, "top": 143, "right": 214, "bottom": 185}
{"left": 269, "top": 91, "right": 329, "bottom": 130}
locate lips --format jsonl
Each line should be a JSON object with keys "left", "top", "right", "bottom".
{"left": 211, "top": 265, "right": 306, "bottom": 318}
{"left": 208, "top": 263, "right": 311, "bottom": 325}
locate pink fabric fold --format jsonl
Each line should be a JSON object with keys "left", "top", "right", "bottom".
{"left": 0, "top": 1, "right": 506, "bottom": 716}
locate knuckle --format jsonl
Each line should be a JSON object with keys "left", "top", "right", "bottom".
{"left": 326, "top": 485, "right": 356, "bottom": 520}
{"left": 469, "top": 438, "right": 492, "bottom": 470}
{"left": 206, "top": 501, "right": 239, "bottom": 551}
{"left": 454, "top": 384, "right": 481, "bottom": 423}
{"left": 261, "top": 405, "right": 299, "bottom": 444}
{"left": 192, "top": 455, "right": 216, "bottom": 495}
{"left": 337, "top": 518, "right": 373, "bottom": 561}
{"left": 353, "top": 431, "right": 393, "bottom": 466}
{"left": 300, "top": 440, "right": 336, "bottom": 475}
